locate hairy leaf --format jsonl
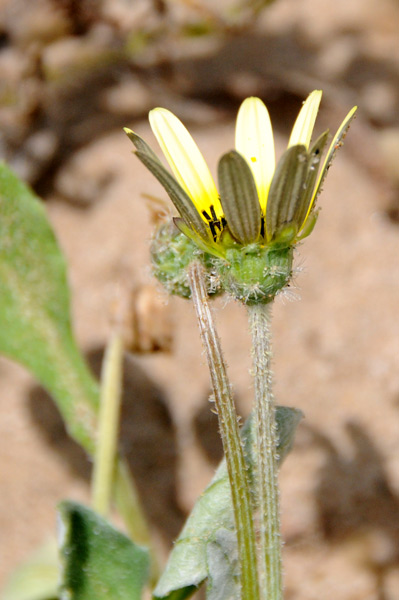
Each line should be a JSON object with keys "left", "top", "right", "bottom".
{"left": 0, "top": 163, "right": 99, "bottom": 453}
{"left": 58, "top": 502, "right": 150, "bottom": 600}
{"left": 153, "top": 406, "right": 303, "bottom": 600}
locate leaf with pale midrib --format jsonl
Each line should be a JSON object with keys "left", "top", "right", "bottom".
{"left": 58, "top": 502, "right": 150, "bottom": 600}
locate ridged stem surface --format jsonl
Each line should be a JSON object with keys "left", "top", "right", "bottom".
{"left": 248, "top": 302, "right": 282, "bottom": 600}
{"left": 188, "top": 261, "right": 259, "bottom": 600}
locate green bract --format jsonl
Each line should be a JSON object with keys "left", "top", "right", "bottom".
{"left": 214, "top": 241, "right": 294, "bottom": 305}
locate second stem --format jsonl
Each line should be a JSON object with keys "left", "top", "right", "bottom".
{"left": 188, "top": 261, "right": 259, "bottom": 600}
{"left": 248, "top": 302, "right": 282, "bottom": 600}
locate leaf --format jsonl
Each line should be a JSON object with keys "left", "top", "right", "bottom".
{"left": 1, "top": 539, "right": 59, "bottom": 600}
{"left": 205, "top": 529, "right": 239, "bottom": 600}
{"left": 153, "top": 406, "right": 303, "bottom": 600}
{"left": 58, "top": 501, "right": 150, "bottom": 600}
{"left": 0, "top": 164, "right": 153, "bottom": 548}
{"left": 0, "top": 163, "right": 99, "bottom": 453}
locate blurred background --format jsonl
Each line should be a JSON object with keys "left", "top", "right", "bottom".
{"left": 1, "top": 0, "right": 399, "bottom": 599}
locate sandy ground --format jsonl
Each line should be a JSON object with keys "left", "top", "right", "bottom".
{"left": 1, "top": 0, "right": 399, "bottom": 598}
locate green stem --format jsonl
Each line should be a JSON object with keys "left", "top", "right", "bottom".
{"left": 92, "top": 333, "right": 123, "bottom": 516}
{"left": 247, "top": 303, "right": 282, "bottom": 600}
{"left": 89, "top": 332, "right": 159, "bottom": 581}
{"left": 188, "top": 261, "right": 259, "bottom": 600}
{"left": 35, "top": 329, "right": 155, "bottom": 568}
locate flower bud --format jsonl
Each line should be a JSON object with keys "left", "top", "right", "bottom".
{"left": 150, "top": 220, "right": 220, "bottom": 299}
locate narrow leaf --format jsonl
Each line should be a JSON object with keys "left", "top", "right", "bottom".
{"left": 218, "top": 151, "right": 261, "bottom": 245}
{"left": 153, "top": 406, "right": 303, "bottom": 600}
{"left": 266, "top": 145, "right": 308, "bottom": 241}
{"left": 58, "top": 501, "right": 150, "bottom": 600}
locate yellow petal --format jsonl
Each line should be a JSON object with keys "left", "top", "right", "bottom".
{"left": 288, "top": 90, "right": 322, "bottom": 149}
{"left": 235, "top": 97, "right": 275, "bottom": 215}
{"left": 301, "top": 105, "right": 357, "bottom": 229}
{"left": 149, "top": 108, "right": 222, "bottom": 219}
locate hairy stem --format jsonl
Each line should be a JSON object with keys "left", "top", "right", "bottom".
{"left": 188, "top": 261, "right": 259, "bottom": 600}
{"left": 248, "top": 303, "right": 282, "bottom": 600}
{"left": 92, "top": 333, "right": 124, "bottom": 516}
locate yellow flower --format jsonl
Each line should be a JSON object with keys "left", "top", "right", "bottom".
{"left": 125, "top": 91, "right": 356, "bottom": 259}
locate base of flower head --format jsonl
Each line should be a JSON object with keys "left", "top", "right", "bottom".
{"left": 213, "top": 243, "right": 294, "bottom": 305}
{"left": 150, "top": 220, "right": 221, "bottom": 299}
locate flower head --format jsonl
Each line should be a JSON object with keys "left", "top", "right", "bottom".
{"left": 125, "top": 91, "right": 356, "bottom": 303}
{"left": 125, "top": 91, "right": 356, "bottom": 258}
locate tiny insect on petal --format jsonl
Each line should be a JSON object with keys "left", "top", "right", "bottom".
{"left": 149, "top": 108, "right": 223, "bottom": 220}
{"left": 302, "top": 105, "right": 357, "bottom": 227}
{"left": 235, "top": 97, "right": 275, "bottom": 216}
{"left": 296, "top": 129, "right": 329, "bottom": 230}
{"left": 288, "top": 90, "right": 322, "bottom": 150}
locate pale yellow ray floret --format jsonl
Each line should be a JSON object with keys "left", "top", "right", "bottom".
{"left": 149, "top": 108, "right": 223, "bottom": 220}
{"left": 235, "top": 97, "right": 275, "bottom": 217}
{"left": 288, "top": 90, "right": 322, "bottom": 149}
{"left": 301, "top": 104, "right": 358, "bottom": 228}
{"left": 129, "top": 91, "right": 356, "bottom": 252}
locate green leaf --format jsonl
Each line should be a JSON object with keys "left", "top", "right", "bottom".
{"left": 205, "top": 529, "right": 239, "bottom": 600}
{"left": 1, "top": 539, "right": 59, "bottom": 600}
{"left": 0, "top": 163, "right": 99, "bottom": 453}
{"left": 217, "top": 151, "right": 261, "bottom": 245}
{"left": 0, "top": 164, "right": 153, "bottom": 548}
{"left": 58, "top": 501, "right": 150, "bottom": 600}
{"left": 153, "top": 406, "right": 303, "bottom": 600}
